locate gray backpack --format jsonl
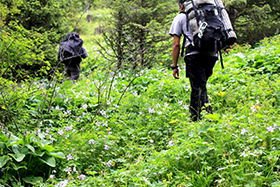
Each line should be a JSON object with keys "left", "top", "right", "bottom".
{"left": 180, "top": 0, "right": 237, "bottom": 68}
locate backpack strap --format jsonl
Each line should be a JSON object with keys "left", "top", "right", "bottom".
{"left": 190, "top": 0, "right": 200, "bottom": 27}
{"left": 179, "top": 11, "right": 192, "bottom": 57}
{"left": 214, "top": 40, "right": 224, "bottom": 69}
{"left": 219, "top": 50, "right": 224, "bottom": 69}
{"left": 211, "top": 0, "right": 225, "bottom": 69}
{"left": 213, "top": 0, "right": 225, "bottom": 18}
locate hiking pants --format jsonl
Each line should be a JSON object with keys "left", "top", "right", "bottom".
{"left": 63, "top": 57, "right": 81, "bottom": 81}
{"left": 184, "top": 54, "right": 217, "bottom": 119}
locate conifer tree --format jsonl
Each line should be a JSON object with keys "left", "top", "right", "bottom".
{"left": 224, "top": 0, "right": 280, "bottom": 44}
{"left": 1, "top": 0, "right": 84, "bottom": 78}
{"left": 96, "top": 0, "right": 176, "bottom": 69}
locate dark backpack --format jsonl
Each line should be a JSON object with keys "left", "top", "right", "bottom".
{"left": 58, "top": 32, "right": 87, "bottom": 62}
{"left": 182, "top": 0, "right": 231, "bottom": 68}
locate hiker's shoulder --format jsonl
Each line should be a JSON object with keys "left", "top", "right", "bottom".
{"left": 172, "top": 13, "right": 186, "bottom": 23}
{"left": 177, "top": 12, "right": 187, "bottom": 19}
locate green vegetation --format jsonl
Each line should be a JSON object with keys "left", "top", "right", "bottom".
{"left": 0, "top": 0, "right": 84, "bottom": 80}
{"left": 1, "top": 33, "right": 280, "bottom": 186}
{"left": 224, "top": 0, "right": 280, "bottom": 44}
{"left": 1, "top": 0, "right": 280, "bottom": 186}
{"left": 0, "top": 130, "right": 65, "bottom": 186}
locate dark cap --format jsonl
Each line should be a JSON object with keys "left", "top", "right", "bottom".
{"left": 178, "top": 0, "right": 187, "bottom": 5}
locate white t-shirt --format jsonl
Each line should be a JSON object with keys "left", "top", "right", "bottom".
{"left": 169, "top": 13, "right": 193, "bottom": 46}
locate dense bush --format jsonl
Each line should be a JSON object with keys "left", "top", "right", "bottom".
{"left": 0, "top": 0, "right": 84, "bottom": 79}
{"left": 0, "top": 129, "right": 65, "bottom": 186}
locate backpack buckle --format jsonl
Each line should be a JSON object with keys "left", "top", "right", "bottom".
{"left": 199, "top": 22, "right": 208, "bottom": 30}
{"left": 198, "top": 22, "right": 208, "bottom": 38}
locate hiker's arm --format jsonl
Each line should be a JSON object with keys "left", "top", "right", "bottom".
{"left": 172, "top": 35, "right": 180, "bottom": 67}
{"left": 81, "top": 47, "right": 88, "bottom": 58}
{"left": 172, "top": 35, "right": 180, "bottom": 79}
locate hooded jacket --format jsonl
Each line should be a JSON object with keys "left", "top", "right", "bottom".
{"left": 57, "top": 32, "right": 88, "bottom": 62}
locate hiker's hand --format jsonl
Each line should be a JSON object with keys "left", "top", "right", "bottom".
{"left": 173, "top": 68, "right": 179, "bottom": 79}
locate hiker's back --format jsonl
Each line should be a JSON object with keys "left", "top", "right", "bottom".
{"left": 184, "top": 0, "right": 236, "bottom": 52}
{"left": 58, "top": 32, "right": 87, "bottom": 62}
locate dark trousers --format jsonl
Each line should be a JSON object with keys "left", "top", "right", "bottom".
{"left": 63, "top": 57, "right": 81, "bottom": 81}
{"left": 184, "top": 54, "right": 217, "bottom": 119}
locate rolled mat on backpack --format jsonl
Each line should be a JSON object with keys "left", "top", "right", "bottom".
{"left": 184, "top": 0, "right": 237, "bottom": 45}
{"left": 214, "top": 0, "right": 237, "bottom": 45}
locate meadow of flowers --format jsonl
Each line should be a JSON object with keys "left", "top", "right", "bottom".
{"left": 1, "top": 30, "right": 280, "bottom": 186}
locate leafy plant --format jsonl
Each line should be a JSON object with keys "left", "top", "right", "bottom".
{"left": 0, "top": 129, "right": 65, "bottom": 186}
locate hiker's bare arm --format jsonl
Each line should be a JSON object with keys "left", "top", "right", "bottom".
{"left": 172, "top": 35, "right": 180, "bottom": 67}
{"left": 172, "top": 35, "right": 180, "bottom": 79}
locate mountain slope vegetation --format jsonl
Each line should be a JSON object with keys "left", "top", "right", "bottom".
{"left": 1, "top": 2, "right": 280, "bottom": 187}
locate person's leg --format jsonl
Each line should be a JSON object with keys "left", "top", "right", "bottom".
{"left": 201, "top": 55, "right": 217, "bottom": 114}
{"left": 185, "top": 55, "right": 201, "bottom": 120}
{"left": 66, "top": 68, "right": 71, "bottom": 78}
{"left": 70, "top": 68, "right": 80, "bottom": 82}
{"left": 188, "top": 60, "right": 207, "bottom": 120}
{"left": 63, "top": 59, "right": 71, "bottom": 78}
{"left": 185, "top": 54, "right": 217, "bottom": 121}
{"left": 68, "top": 59, "right": 81, "bottom": 84}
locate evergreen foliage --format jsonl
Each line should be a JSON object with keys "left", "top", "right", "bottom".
{"left": 0, "top": 0, "right": 85, "bottom": 79}
{"left": 94, "top": 0, "right": 176, "bottom": 69}
{"left": 0, "top": 0, "right": 46, "bottom": 80}
{"left": 1, "top": 0, "right": 280, "bottom": 80}
{"left": 224, "top": 0, "right": 280, "bottom": 44}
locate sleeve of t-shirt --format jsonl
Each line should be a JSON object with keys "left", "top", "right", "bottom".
{"left": 169, "top": 15, "right": 182, "bottom": 37}
{"left": 170, "top": 13, "right": 193, "bottom": 46}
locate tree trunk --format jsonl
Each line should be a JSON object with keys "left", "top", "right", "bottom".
{"left": 117, "top": 11, "right": 123, "bottom": 69}
{"left": 86, "top": 1, "right": 90, "bottom": 12}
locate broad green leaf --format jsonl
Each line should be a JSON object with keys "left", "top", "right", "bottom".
{"left": 40, "top": 144, "right": 54, "bottom": 152}
{"left": 11, "top": 145, "right": 20, "bottom": 154}
{"left": 11, "top": 145, "right": 29, "bottom": 155}
{"left": 47, "top": 152, "right": 65, "bottom": 159}
{"left": 11, "top": 162, "right": 27, "bottom": 171}
{"left": 107, "top": 135, "right": 118, "bottom": 140}
{"left": 26, "top": 133, "right": 35, "bottom": 143}
{"left": 10, "top": 134, "right": 20, "bottom": 141}
{"left": 30, "top": 135, "right": 40, "bottom": 144}
{"left": 0, "top": 142, "right": 5, "bottom": 149}
{"left": 62, "top": 80, "right": 72, "bottom": 87}
{"left": 0, "top": 155, "right": 10, "bottom": 168}
{"left": 39, "top": 155, "right": 55, "bottom": 167}
{"left": 272, "top": 135, "right": 280, "bottom": 141}
{"left": 231, "top": 53, "right": 246, "bottom": 63}
{"left": 33, "top": 150, "right": 44, "bottom": 157}
{"left": 40, "top": 139, "right": 52, "bottom": 145}
{"left": 38, "top": 132, "right": 47, "bottom": 140}
{"left": 204, "top": 113, "right": 221, "bottom": 121}
{"left": 9, "top": 153, "right": 25, "bottom": 162}
{"left": 7, "top": 139, "right": 23, "bottom": 147}
{"left": 25, "top": 144, "right": 35, "bottom": 153}
{"left": 22, "top": 176, "right": 43, "bottom": 185}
